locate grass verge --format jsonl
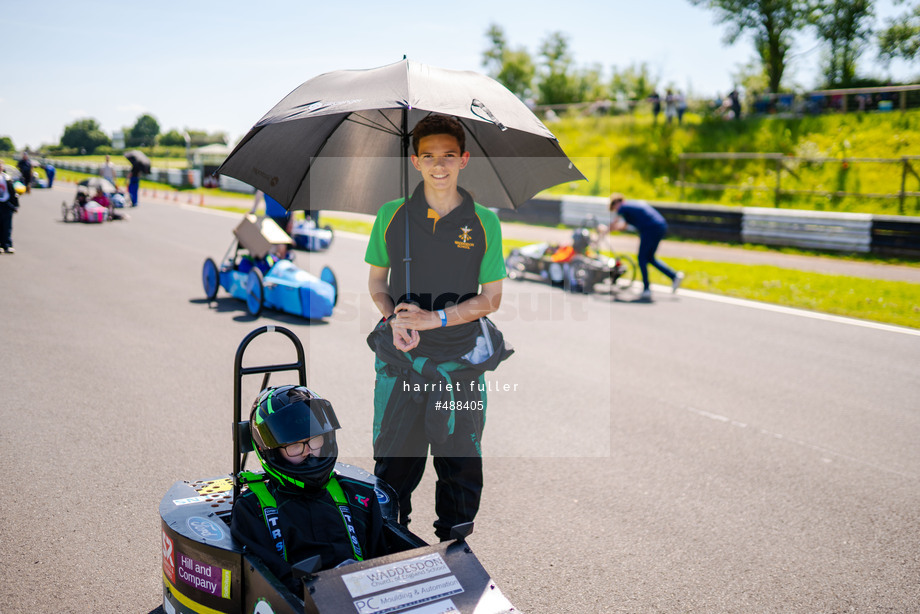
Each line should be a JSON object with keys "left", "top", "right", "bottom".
{"left": 315, "top": 217, "right": 919, "bottom": 330}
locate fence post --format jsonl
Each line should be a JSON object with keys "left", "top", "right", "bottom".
{"left": 679, "top": 156, "right": 685, "bottom": 201}
{"left": 774, "top": 157, "right": 782, "bottom": 207}
{"left": 901, "top": 158, "right": 909, "bottom": 216}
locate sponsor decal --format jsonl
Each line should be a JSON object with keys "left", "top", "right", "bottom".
{"left": 353, "top": 576, "right": 463, "bottom": 614}
{"left": 253, "top": 598, "right": 275, "bottom": 614}
{"left": 187, "top": 516, "right": 225, "bottom": 541}
{"left": 162, "top": 532, "right": 176, "bottom": 584}
{"left": 173, "top": 496, "right": 207, "bottom": 506}
{"left": 177, "top": 552, "right": 232, "bottom": 599}
{"left": 342, "top": 553, "right": 450, "bottom": 598}
{"left": 338, "top": 504, "right": 363, "bottom": 558}
{"left": 455, "top": 226, "right": 474, "bottom": 250}
{"left": 375, "top": 489, "right": 390, "bottom": 505}
{"left": 354, "top": 494, "right": 370, "bottom": 508}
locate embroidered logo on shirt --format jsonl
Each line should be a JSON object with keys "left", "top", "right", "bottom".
{"left": 354, "top": 494, "right": 370, "bottom": 507}
{"left": 455, "top": 226, "right": 474, "bottom": 250}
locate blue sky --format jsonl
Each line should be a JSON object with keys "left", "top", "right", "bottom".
{"left": 5, "top": 0, "right": 916, "bottom": 150}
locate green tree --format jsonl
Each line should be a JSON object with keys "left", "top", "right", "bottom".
{"left": 61, "top": 118, "right": 111, "bottom": 153}
{"left": 689, "top": 0, "right": 810, "bottom": 92}
{"left": 159, "top": 129, "right": 187, "bottom": 147}
{"left": 810, "top": 0, "right": 874, "bottom": 87}
{"left": 536, "top": 31, "right": 583, "bottom": 105}
{"left": 877, "top": 1, "right": 920, "bottom": 64}
{"left": 609, "top": 62, "right": 659, "bottom": 103}
{"left": 482, "top": 24, "right": 535, "bottom": 99}
{"left": 127, "top": 114, "right": 160, "bottom": 147}
{"left": 0, "top": 136, "right": 14, "bottom": 152}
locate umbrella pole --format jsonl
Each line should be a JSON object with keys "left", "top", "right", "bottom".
{"left": 402, "top": 106, "right": 412, "bottom": 301}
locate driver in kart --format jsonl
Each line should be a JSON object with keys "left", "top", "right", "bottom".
{"left": 231, "top": 385, "right": 388, "bottom": 592}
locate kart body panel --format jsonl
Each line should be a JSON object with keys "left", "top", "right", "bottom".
{"left": 160, "top": 325, "right": 516, "bottom": 614}
{"left": 160, "top": 467, "right": 514, "bottom": 614}
{"left": 290, "top": 220, "right": 333, "bottom": 252}
{"left": 219, "top": 259, "right": 335, "bottom": 320}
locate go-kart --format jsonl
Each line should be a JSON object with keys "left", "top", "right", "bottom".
{"left": 505, "top": 224, "right": 637, "bottom": 294}
{"left": 159, "top": 325, "right": 516, "bottom": 614}
{"left": 62, "top": 179, "right": 131, "bottom": 223}
{"left": 290, "top": 218, "right": 334, "bottom": 252}
{"left": 202, "top": 215, "right": 337, "bottom": 320}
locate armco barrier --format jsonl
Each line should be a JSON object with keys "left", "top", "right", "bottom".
{"left": 742, "top": 208, "right": 872, "bottom": 252}
{"left": 871, "top": 215, "right": 920, "bottom": 257}
{"left": 497, "top": 195, "right": 919, "bottom": 257}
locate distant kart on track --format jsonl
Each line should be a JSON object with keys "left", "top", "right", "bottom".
{"left": 505, "top": 222, "right": 637, "bottom": 293}
{"left": 202, "top": 215, "right": 337, "bottom": 320}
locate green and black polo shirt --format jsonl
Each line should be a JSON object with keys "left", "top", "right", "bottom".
{"left": 366, "top": 183, "right": 506, "bottom": 359}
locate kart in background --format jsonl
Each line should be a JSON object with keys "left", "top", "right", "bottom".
{"left": 202, "top": 215, "right": 337, "bottom": 320}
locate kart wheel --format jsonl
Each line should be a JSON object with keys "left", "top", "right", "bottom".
{"left": 61, "top": 202, "right": 70, "bottom": 222}
{"left": 505, "top": 251, "right": 526, "bottom": 281}
{"left": 202, "top": 258, "right": 219, "bottom": 301}
{"left": 320, "top": 266, "right": 338, "bottom": 307}
{"left": 612, "top": 254, "right": 638, "bottom": 290}
{"left": 245, "top": 268, "right": 265, "bottom": 317}
{"left": 568, "top": 260, "right": 593, "bottom": 294}
{"left": 324, "top": 224, "right": 335, "bottom": 248}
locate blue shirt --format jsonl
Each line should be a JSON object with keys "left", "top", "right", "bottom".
{"left": 617, "top": 201, "right": 667, "bottom": 234}
{"left": 264, "top": 194, "right": 287, "bottom": 219}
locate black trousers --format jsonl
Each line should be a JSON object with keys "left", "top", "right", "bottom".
{"left": 373, "top": 365, "right": 486, "bottom": 541}
{"left": 375, "top": 455, "right": 483, "bottom": 541}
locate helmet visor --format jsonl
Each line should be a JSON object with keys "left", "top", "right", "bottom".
{"left": 253, "top": 396, "right": 340, "bottom": 450}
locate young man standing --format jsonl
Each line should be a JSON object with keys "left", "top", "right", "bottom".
{"left": 365, "top": 114, "right": 509, "bottom": 541}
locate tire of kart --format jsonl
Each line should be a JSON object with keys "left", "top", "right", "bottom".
{"left": 324, "top": 225, "right": 335, "bottom": 248}
{"left": 320, "top": 266, "right": 338, "bottom": 307}
{"left": 568, "top": 261, "right": 592, "bottom": 294}
{"left": 245, "top": 268, "right": 265, "bottom": 318}
{"left": 61, "top": 202, "right": 70, "bottom": 223}
{"left": 613, "top": 254, "right": 638, "bottom": 290}
{"left": 202, "top": 258, "right": 220, "bottom": 301}
{"left": 505, "top": 251, "right": 525, "bottom": 280}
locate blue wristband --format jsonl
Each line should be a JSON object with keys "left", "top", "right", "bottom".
{"left": 437, "top": 309, "right": 447, "bottom": 327}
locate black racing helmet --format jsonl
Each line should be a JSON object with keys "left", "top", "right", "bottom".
{"left": 572, "top": 228, "right": 591, "bottom": 253}
{"left": 250, "top": 385, "right": 341, "bottom": 492}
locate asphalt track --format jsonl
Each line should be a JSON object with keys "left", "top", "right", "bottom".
{"left": 2, "top": 185, "right": 919, "bottom": 613}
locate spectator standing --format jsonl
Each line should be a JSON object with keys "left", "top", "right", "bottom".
{"left": 127, "top": 165, "right": 141, "bottom": 207}
{"left": 17, "top": 152, "right": 33, "bottom": 194}
{"left": 365, "top": 114, "right": 510, "bottom": 540}
{"left": 729, "top": 89, "right": 742, "bottom": 120}
{"left": 648, "top": 91, "right": 661, "bottom": 123}
{"left": 676, "top": 91, "right": 687, "bottom": 124}
{"left": 0, "top": 165, "right": 20, "bottom": 253}
{"left": 609, "top": 193, "right": 683, "bottom": 301}
{"left": 100, "top": 155, "right": 116, "bottom": 186}
{"left": 45, "top": 162, "right": 55, "bottom": 188}
{"left": 664, "top": 89, "right": 678, "bottom": 124}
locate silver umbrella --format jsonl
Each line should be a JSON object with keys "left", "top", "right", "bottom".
{"left": 217, "top": 58, "right": 584, "bottom": 213}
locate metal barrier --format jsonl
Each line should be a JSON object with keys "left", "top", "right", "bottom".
{"left": 742, "top": 208, "right": 872, "bottom": 252}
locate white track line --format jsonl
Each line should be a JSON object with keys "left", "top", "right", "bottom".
{"left": 656, "top": 284, "right": 920, "bottom": 337}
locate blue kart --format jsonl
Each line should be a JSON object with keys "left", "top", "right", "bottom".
{"left": 202, "top": 215, "right": 338, "bottom": 320}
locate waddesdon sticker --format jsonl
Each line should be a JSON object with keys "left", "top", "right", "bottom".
{"left": 177, "top": 551, "right": 232, "bottom": 599}
{"left": 342, "top": 553, "right": 449, "bottom": 598}
{"left": 353, "top": 576, "right": 463, "bottom": 614}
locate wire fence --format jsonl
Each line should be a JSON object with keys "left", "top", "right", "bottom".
{"left": 677, "top": 153, "right": 920, "bottom": 215}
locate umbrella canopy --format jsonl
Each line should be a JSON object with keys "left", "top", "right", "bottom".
{"left": 217, "top": 58, "right": 584, "bottom": 214}
{"left": 78, "top": 177, "right": 117, "bottom": 193}
{"left": 124, "top": 150, "right": 151, "bottom": 174}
